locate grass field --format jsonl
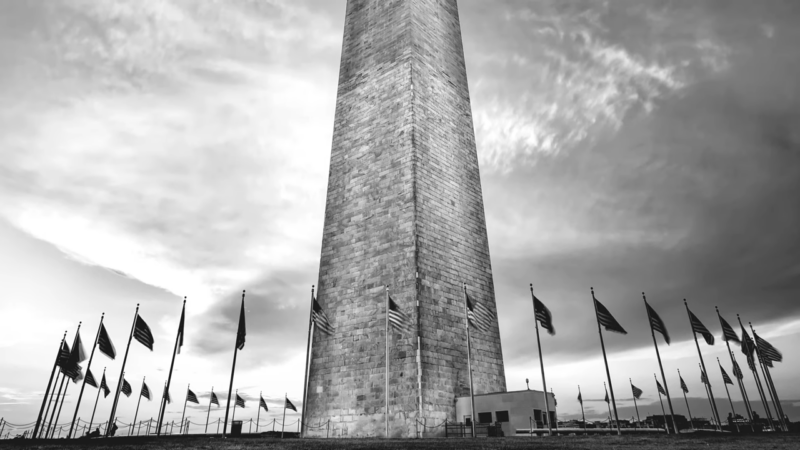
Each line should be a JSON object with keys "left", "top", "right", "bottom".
{"left": 1, "top": 433, "right": 798, "bottom": 450}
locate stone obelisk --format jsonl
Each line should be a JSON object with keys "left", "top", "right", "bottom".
{"left": 306, "top": 0, "right": 506, "bottom": 437}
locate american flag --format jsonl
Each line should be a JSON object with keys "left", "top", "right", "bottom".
{"left": 700, "top": 370, "right": 709, "bottom": 385}
{"left": 577, "top": 391, "right": 582, "bottom": 404}
{"left": 57, "top": 341, "right": 71, "bottom": 369}
{"left": 645, "top": 301, "right": 670, "bottom": 344}
{"left": 210, "top": 391, "right": 219, "bottom": 406}
{"left": 732, "top": 359, "right": 744, "bottom": 380}
{"left": 259, "top": 396, "right": 268, "bottom": 412}
{"left": 740, "top": 325, "right": 755, "bottom": 357}
{"left": 718, "top": 315, "right": 740, "bottom": 344}
{"left": 466, "top": 292, "right": 494, "bottom": 333}
{"left": 631, "top": 384, "right": 643, "bottom": 399}
{"left": 100, "top": 373, "right": 111, "bottom": 398}
{"left": 312, "top": 298, "right": 335, "bottom": 335}
{"left": 285, "top": 397, "right": 297, "bottom": 412}
{"left": 176, "top": 303, "right": 185, "bottom": 355}
{"left": 71, "top": 330, "right": 87, "bottom": 364}
{"left": 134, "top": 315, "right": 155, "bottom": 351}
{"left": 121, "top": 378, "right": 132, "bottom": 397}
{"left": 719, "top": 366, "right": 733, "bottom": 385}
{"left": 236, "top": 294, "right": 246, "bottom": 350}
{"left": 85, "top": 369, "right": 98, "bottom": 388}
{"left": 753, "top": 331, "right": 782, "bottom": 363}
{"left": 533, "top": 294, "right": 555, "bottom": 336}
{"left": 141, "top": 382, "right": 151, "bottom": 400}
{"left": 187, "top": 389, "right": 199, "bottom": 404}
{"left": 164, "top": 385, "right": 171, "bottom": 404}
{"left": 656, "top": 380, "right": 666, "bottom": 396}
{"left": 680, "top": 375, "right": 689, "bottom": 394}
{"left": 594, "top": 298, "right": 627, "bottom": 334}
{"left": 746, "top": 355, "right": 756, "bottom": 372}
{"left": 388, "top": 296, "right": 414, "bottom": 334}
{"left": 604, "top": 389, "right": 609, "bottom": 403}
{"left": 98, "top": 323, "right": 116, "bottom": 360}
{"left": 688, "top": 309, "right": 714, "bottom": 345}
{"left": 235, "top": 394, "right": 245, "bottom": 408}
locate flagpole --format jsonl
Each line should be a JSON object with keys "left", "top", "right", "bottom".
{"left": 738, "top": 315, "right": 773, "bottom": 430}
{"left": 530, "top": 284, "right": 551, "bottom": 436}
{"left": 223, "top": 291, "right": 245, "bottom": 436}
{"left": 654, "top": 374, "right": 668, "bottom": 433}
{"left": 385, "top": 285, "right": 390, "bottom": 438}
{"left": 205, "top": 387, "right": 213, "bottom": 434}
{"left": 717, "top": 307, "right": 754, "bottom": 429}
{"left": 760, "top": 351, "right": 786, "bottom": 431}
{"left": 592, "top": 288, "right": 621, "bottom": 435}
{"left": 157, "top": 382, "right": 166, "bottom": 434}
{"left": 729, "top": 351, "right": 754, "bottom": 431}
{"left": 750, "top": 324, "right": 786, "bottom": 431}
{"left": 157, "top": 297, "right": 185, "bottom": 435}
{"left": 578, "top": 386, "right": 586, "bottom": 432}
{"left": 717, "top": 358, "right": 738, "bottom": 432}
{"left": 69, "top": 314, "right": 104, "bottom": 438}
{"left": 699, "top": 363, "right": 718, "bottom": 430}
{"left": 41, "top": 371, "right": 63, "bottom": 438}
{"left": 677, "top": 370, "right": 694, "bottom": 430}
{"left": 281, "top": 393, "right": 287, "bottom": 439}
{"left": 131, "top": 377, "right": 145, "bottom": 436}
{"left": 256, "top": 392, "right": 262, "bottom": 433}
{"left": 604, "top": 382, "right": 612, "bottom": 428}
{"left": 49, "top": 322, "right": 82, "bottom": 439}
{"left": 684, "top": 300, "right": 721, "bottom": 430}
{"left": 107, "top": 304, "right": 139, "bottom": 437}
{"left": 642, "top": 294, "right": 678, "bottom": 433}
{"left": 630, "top": 379, "right": 641, "bottom": 428}
{"left": 180, "top": 384, "right": 189, "bottom": 434}
{"left": 88, "top": 368, "right": 105, "bottom": 433}
{"left": 231, "top": 389, "right": 237, "bottom": 430}
{"left": 463, "top": 284, "right": 476, "bottom": 438}
{"left": 301, "top": 285, "right": 314, "bottom": 438}
{"left": 34, "top": 331, "right": 67, "bottom": 439}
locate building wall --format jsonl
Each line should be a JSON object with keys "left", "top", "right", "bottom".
{"left": 305, "top": 0, "right": 505, "bottom": 438}
{"left": 455, "top": 390, "right": 557, "bottom": 433}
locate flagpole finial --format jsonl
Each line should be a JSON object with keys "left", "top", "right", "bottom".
{"left": 183, "top": 296, "right": 187, "bottom": 304}
{"left": 683, "top": 298, "right": 687, "bottom": 305}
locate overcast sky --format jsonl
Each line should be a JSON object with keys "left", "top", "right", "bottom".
{"left": 1, "top": 0, "right": 799, "bottom": 433}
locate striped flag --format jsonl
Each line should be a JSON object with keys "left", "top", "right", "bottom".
{"left": 57, "top": 341, "right": 71, "bottom": 369}
{"left": 645, "top": 302, "right": 670, "bottom": 344}
{"left": 210, "top": 391, "right": 219, "bottom": 406}
{"left": 134, "top": 315, "right": 155, "bottom": 351}
{"left": 700, "top": 370, "right": 709, "bottom": 385}
{"left": 85, "top": 369, "right": 98, "bottom": 388}
{"left": 141, "top": 382, "right": 151, "bottom": 400}
{"left": 388, "top": 296, "right": 414, "bottom": 334}
{"left": 100, "top": 373, "right": 111, "bottom": 398}
{"left": 164, "top": 386, "right": 171, "bottom": 404}
{"left": 577, "top": 391, "right": 582, "bottom": 404}
{"left": 71, "top": 330, "right": 87, "bottom": 364}
{"left": 746, "top": 355, "right": 756, "bottom": 372}
{"left": 680, "top": 376, "right": 688, "bottom": 394}
{"left": 656, "top": 380, "right": 666, "bottom": 396}
{"left": 259, "top": 396, "right": 268, "bottom": 412}
{"left": 720, "top": 366, "right": 733, "bottom": 385}
{"left": 594, "top": 299, "right": 627, "bottom": 334}
{"left": 466, "top": 293, "right": 494, "bottom": 333}
{"left": 285, "top": 397, "right": 297, "bottom": 412}
{"left": 98, "top": 323, "right": 116, "bottom": 360}
{"left": 719, "top": 316, "right": 740, "bottom": 344}
{"left": 176, "top": 303, "right": 185, "bottom": 355}
{"left": 740, "top": 325, "right": 755, "bottom": 357}
{"left": 604, "top": 390, "right": 609, "bottom": 403}
{"left": 631, "top": 384, "right": 643, "bottom": 399}
{"left": 235, "top": 394, "right": 245, "bottom": 408}
{"left": 753, "top": 331, "right": 782, "bottom": 363}
{"left": 187, "top": 389, "right": 199, "bottom": 404}
{"left": 533, "top": 295, "right": 555, "bottom": 335}
{"left": 312, "top": 298, "right": 335, "bottom": 335}
{"left": 236, "top": 298, "right": 246, "bottom": 350}
{"left": 732, "top": 360, "right": 744, "bottom": 380}
{"left": 688, "top": 310, "right": 714, "bottom": 345}
{"left": 121, "top": 378, "right": 132, "bottom": 397}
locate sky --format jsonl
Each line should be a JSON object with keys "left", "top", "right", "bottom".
{"left": 1, "top": 0, "right": 799, "bottom": 434}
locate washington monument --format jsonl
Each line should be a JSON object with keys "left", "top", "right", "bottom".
{"left": 304, "top": 0, "right": 506, "bottom": 437}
